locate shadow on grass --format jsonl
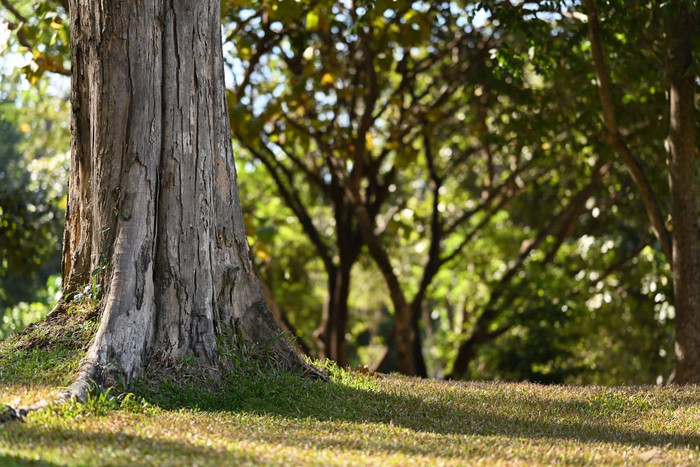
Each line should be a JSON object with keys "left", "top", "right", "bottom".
{"left": 133, "top": 371, "right": 700, "bottom": 451}
{"left": 0, "top": 454, "right": 59, "bottom": 466}
{"left": 0, "top": 426, "right": 235, "bottom": 465}
{"left": 2, "top": 340, "right": 698, "bottom": 462}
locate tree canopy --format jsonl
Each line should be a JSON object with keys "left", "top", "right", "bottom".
{"left": 0, "top": 0, "right": 698, "bottom": 384}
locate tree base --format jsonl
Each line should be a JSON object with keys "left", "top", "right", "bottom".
{"left": 1, "top": 297, "right": 326, "bottom": 423}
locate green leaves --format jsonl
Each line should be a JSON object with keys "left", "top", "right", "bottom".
{"left": 305, "top": 10, "right": 320, "bottom": 31}
{"left": 0, "top": 67, "right": 68, "bottom": 320}
{"left": 2, "top": 1, "right": 71, "bottom": 82}
{"left": 0, "top": 0, "right": 684, "bottom": 383}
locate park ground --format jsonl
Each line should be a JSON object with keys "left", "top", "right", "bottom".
{"left": 1, "top": 312, "right": 699, "bottom": 465}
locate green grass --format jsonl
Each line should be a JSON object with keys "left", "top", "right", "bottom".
{"left": 1, "top": 326, "right": 700, "bottom": 465}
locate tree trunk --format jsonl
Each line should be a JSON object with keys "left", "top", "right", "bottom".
{"left": 447, "top": 314, "right": 493, "bottom": 379}
{"left": 410, "top": 302, "right": 428, "bottom": 378}
{"left": 62, "top": 0, "right": 313, "bottom": 395}
{"left": 313, "top": 192, "right": 362, "bottom": 367}
{"left": 446, "top": 160, "right": 609, "bottom": 380}
{"left": 314, "top": 265, "right": 352, "bottom": 367}
{"left": 666, "top": 5, "right": 700, "bottom": 384}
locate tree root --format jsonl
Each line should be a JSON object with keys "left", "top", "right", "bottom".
{"left": 0, "top": 357, "right": 99, "bottom": 424}
{"left": 1, "top": 392, "right": 72, "bottom": 424}
{"left": 1, "top": 333, "right": 326, "bottom": 425}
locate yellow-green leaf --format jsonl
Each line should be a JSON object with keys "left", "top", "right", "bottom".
{"left": 306, "top": 11, "right": 319, "bottom": 31}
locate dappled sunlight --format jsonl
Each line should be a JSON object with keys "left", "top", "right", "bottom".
{"left": 3, "top": 371, "right": 700, "bottom": 464}
{"left": 1, "top": 0, "right": 699, "bottom": 464}
{"left": 0, "top": 384, "right": 57, "bottom": 407}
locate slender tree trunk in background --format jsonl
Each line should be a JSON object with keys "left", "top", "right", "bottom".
{"left": 583, "top": 0, "right": 700, "bottom": 384}
{"left": 314, "top": 264, "right": 352, "bottom": 367}
{"left": 62, "top": 0, "right": 312, "bottom": 395}
{"left": 666, "top": 4, "right": 700, "bottom": 384}
{"left": 313, "top": 199, "right": 360, "bottom": 366}
{"left": 242, "top": 146, "right": 359, "bottom": 367}
{"left": 446, "top": 160, "right": 609, "bottom": 379}
{"left": 410, "top": 302, "right": 427, "bottom": 377}
{"left": 448, "top": 311, "right": 493, "bottom": 379}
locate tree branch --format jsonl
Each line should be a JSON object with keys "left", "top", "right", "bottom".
{"left": 410, "top": 131, "right": 445, "bottom": 308}
{"left": 446, "top": 158, "right": 609, "bottom": 379}
{"left": 581, "top": 0, "right": 672, "bottom": 260}
{"left": 1, "top": 0, "right": 27, "bottom": 22}
{"left": 245, "top": 144, "right": 335, "bottom": 273}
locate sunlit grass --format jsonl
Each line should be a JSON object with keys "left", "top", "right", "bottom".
{"left": 1, "top": 326, "right": 699, "bottom": 465}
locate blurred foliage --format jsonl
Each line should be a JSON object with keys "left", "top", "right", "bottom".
{"left": 0, "top": 52, "right": 69, "bottom": 336}
{"left": 0, "top": 0, "right": 690, "bottom": 384}
{"left": 1, "top": 273, "right": 61, "bottom": 339}
{"left": 0, "top": 0, "right": 69, "bottom": 80}
{"left": 236, "top": 148, "right": 327, "bottom": 349}
{"left": 223, "top": 0, "right": 679, "bottom": 383}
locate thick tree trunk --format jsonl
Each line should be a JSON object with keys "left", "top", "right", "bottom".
{"left": 666, "top": 5, "right": 700, "bottom": 384}
{"left": 62, "top": 0, "right": 313, "bottom": 394}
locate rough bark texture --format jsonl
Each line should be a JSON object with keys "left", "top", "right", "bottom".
{"left": 666, "top": 5, "right": 700, "bottom": 384}
{"left": 62, "top": 0, "right": 313, "bottom": 393}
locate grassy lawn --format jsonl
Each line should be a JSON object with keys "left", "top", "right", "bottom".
{"left": 1, "top": 318, "right": 700, "bottom": 465}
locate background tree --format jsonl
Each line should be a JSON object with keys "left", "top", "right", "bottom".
{"left": 0, "top": 0, "right": 69, "bottom": 80}
{"left": 0, "top": 0, "right": 690, "bottom": 385}
{"left": 225, "top": 0, "right": 526, "bottom": 374}
{"left": 580, "top": 0, "right": 699, "bottom": 383}
{"left": 225, "top": 0, "right": 678, "bottom": 382}
{"left": 662, "top": 2, "right": 699, "bottom": 383}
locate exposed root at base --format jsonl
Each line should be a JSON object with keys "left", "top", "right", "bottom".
{"left": 1, "top": 338, "right": 327, "bottom": 425}
{"left": 1, "top": 354, "right": 326, "bottom": 424}
{"left": 0, "top": 358, "right": 100, "bottom": 424}
{"left": 2, "top": 395, "right": 65, "bottom": 423}
{"left": 1, "top": 292, "right": 328, "bottom": 424}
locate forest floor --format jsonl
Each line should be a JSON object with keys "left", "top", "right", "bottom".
{"left": 1, "top": 314, "right": 700, "bottom": 465}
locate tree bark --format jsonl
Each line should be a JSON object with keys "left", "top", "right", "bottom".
{"left": 666, "top": 4, "right": 700, "bottom": 384}
{"left": 62, "top": 0, "right": 314, "bottom": 395}
{"left": 410, "top": 302, "right": 428, "bottom": 377}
